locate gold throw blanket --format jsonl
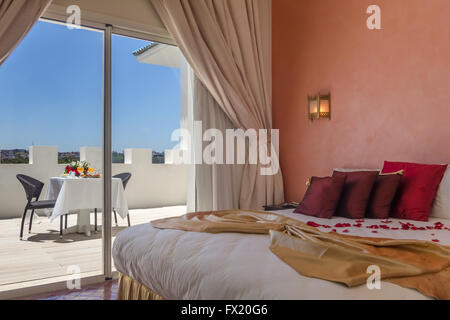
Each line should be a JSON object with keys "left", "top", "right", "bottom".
{"left": 152, "top": 210, "right": 450, "bottom": 299}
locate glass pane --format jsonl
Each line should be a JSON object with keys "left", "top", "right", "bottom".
{"left": 111, "top": 35, "right": 188, "bottom": 272}
{"left": 0, "top": 21, "right": 104, "bottom": 289}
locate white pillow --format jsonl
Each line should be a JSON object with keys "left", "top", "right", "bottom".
{"left": 431, "top": 167, "right": 450, "bottom": 220}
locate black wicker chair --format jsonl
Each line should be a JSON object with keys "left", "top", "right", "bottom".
{"left": 93, "top": 172, "right": 132, "bottom": 229}
{"left": 16, "top": 174, "right": 67, "bottom": 239}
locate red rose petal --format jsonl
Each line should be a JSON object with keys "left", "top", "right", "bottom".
{"left": 307, "top": 221, "right": 321, "bottom": 228}
{"left": 432, "top": 239, "right": 440, "bottom": 243}
{"left": 335, "top": 223, "right": 351, "bottom": 228}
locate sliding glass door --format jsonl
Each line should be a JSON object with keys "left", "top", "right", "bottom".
{"left": 110, "top": 34, "right": 188, "bottom": 273}
{"left": 0, "top": 14, "right": 188, "bottom": 297}
{"left": 0, "top": 20, "right": 105, "bottom": 291}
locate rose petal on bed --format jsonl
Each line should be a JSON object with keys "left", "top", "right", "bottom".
{"left": 307, "top": 221, "right": 321, "bottom": 228}
{"left": 335, "top": 223, "right": 351, "bottom": 228}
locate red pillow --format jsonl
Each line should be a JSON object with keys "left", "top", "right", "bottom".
{"left": 332, "top": 171, "right": 379, "bottom": 219}
{"left": 366, "top": 173, "right": 402, "bottom": 219}
{"left": 382, "top": 161, "right": 448, "bottom": 221}
{"left": 294, "top": 176, "right": 346, "bottom": 219}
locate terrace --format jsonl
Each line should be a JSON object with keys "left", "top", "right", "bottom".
{"left": 0, "top": 146, "right": 188, "bottom": 294}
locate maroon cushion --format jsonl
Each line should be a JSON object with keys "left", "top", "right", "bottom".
{"left": 382, "top": 161, "right": 448, "bottom": 221}
{"left": 366, "top": 173, "right": 402, "bottom": 219}
{"left": 294, "top": 176, "right": 346, "bottom": 219}
{"left": 332, "top": 171, "right": 379, "bottom": 219}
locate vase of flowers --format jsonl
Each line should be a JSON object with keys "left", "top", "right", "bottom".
{"left": 64, "top": 161, "right": 91, "bottom": 177}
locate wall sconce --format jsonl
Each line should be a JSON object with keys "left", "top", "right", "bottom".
{"left": 308, "top": 93, "right": 331, "bottom": 121}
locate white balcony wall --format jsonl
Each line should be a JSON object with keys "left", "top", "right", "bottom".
{"left": 0, "top": 146, "right": 187, "bottom": 219}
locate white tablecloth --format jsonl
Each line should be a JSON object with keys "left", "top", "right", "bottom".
{"left": 46, "top": 177, "right": 129, "bottom": 222}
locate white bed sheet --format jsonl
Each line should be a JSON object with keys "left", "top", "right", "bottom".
{"left": 112, "top": 209, "right": 450, "bottom": 300}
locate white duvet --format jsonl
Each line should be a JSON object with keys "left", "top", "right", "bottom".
{"left": 112, "top": 210, "right": 450, "bottom": 300}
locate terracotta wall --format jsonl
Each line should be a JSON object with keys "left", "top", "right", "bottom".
{"left": 273, "top": 0, "right": 450, "bottom": 201}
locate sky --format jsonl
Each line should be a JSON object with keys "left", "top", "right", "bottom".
{"left": 0, "top": 21, "right": 180, "bottom": 153}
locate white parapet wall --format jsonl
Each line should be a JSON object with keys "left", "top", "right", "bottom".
{"left": 0, "top": 146, "right": 188, "bottom": 219}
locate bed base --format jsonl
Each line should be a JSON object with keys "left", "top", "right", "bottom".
{"left": 117, "top": 273, "right": 165, "bottom": 300}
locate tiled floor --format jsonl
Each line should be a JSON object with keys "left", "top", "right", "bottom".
{"left": 19, "top": 280, "right": 119, "bottom": 300}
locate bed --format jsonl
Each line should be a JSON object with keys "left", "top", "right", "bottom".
{"left": 112, "top": 209, "right": 450, "bottom": 300}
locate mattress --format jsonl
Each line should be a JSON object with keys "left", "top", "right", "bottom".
{"left": 112, "top": 209, "right": 450, "bottom": 300}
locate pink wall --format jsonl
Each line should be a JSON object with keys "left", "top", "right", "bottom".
{"left": 273, "top": 0, "right": 450, "bottom": 201}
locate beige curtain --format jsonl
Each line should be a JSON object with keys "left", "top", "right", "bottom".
{"left": 0, "top": 0, "right": 51, "bottom": 66}
{"left": 194, "top": 76, "right": 243, "bottom": 211}
{"left": 151, "top": 0, "right": 284, "bottom": 209}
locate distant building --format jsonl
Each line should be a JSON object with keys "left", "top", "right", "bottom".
{"left": 2, "top": 149, "right": 165, "bottom": 164}
{"left": 1, "top": 149, "right": 28, "bottom": 159}
{"left": 0, "top": 149, "right": 83, "bottom": 164}
{"left": 57, "top": 152, "right": 80, "bottom": 164}
{"left": 1, "top": 149, "right": 29, "bottom": 161}
{"left": 112, "top": 151, "right": 124, "bottom": 164}
{"left": 152, "top": 151, "right": 165, "bottom": 164}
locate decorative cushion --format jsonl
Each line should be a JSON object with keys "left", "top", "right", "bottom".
{"left": 334, "top": 168, "right": 380, "bottom": 173}
{"left": 382, "top": 161, "right": 448, "bottom": 221}
{"left": 332, "top": 171, "right": 379, "bottom": 219}
{"left": 366, "top": 172, "right": 403, "bottom": 219}
{"left": 431, "top": 167, "right": 450, "bottom": 219}
{"left": 294, "top": 176, "right": 346, "bottom": 219}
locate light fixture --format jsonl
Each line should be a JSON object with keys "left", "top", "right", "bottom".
{"left": 308, "top": 93, "right": 331, "bottom": 121}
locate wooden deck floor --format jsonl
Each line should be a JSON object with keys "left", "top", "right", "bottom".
{"left": 0, "top": 206, "right": 186, "bottom": 289}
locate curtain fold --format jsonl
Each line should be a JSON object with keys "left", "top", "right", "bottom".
{"left": 151, "top": 0, "right": 284, "bottom": 209}
{"left": 0, "top": 0, "right": 51, "bottom": 66}
{"left": 193, "top": 76, "right": 243, "bottom": 211}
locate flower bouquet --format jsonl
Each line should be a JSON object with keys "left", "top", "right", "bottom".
{"left": 64, "top": 161, "right": 93, "bottom": 177}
